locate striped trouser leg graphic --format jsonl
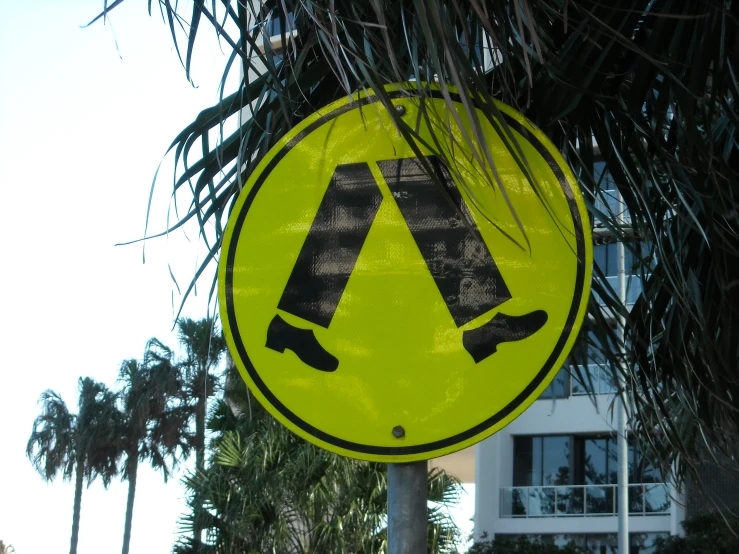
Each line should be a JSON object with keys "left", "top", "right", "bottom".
{"left": 267, "top": 156, "right": 547, "bottom": 371}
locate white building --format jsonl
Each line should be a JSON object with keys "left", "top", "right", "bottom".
{"left": 469, "top": 163, "right": 685, "bottom": 553}
{"left": 472, "top": 376, "right": 684, "bottom": 552}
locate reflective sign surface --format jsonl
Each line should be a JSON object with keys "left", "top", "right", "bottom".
{"left": 219, "top": 85, "right": 592, "bottom": 462}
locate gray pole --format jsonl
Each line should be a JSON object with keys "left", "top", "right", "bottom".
{"left": 388, "top": 461, "right": 428, "bottom": 554}
{"left": 616, "top": 233, "right": 629, "bottom": 554}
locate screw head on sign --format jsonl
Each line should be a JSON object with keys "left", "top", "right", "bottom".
{"left": 395, "top": 104, "right": 406, "bottom": 116}
{"left": 392, "top": 425, "right": 405, "bottom": 439}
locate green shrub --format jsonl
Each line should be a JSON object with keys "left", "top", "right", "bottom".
{"left": 653, "top": 512, "right": 739, "bottom": 554}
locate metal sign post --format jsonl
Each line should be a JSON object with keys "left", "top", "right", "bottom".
{"left": 616, "top": 210, "right": 629, "bottom": 554}
{"left": 388, "top": 462, "right": 427, "bottom": 554}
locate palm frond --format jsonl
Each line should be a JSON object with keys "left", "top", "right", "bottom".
{"left": 175, "top": 372, "right": 465, "bottom": 553}
{"left": 89, "top": 0, "right": 739, "bottom": 487}
{"left": 27, "top": 390, "right": 76, "bottom": 482}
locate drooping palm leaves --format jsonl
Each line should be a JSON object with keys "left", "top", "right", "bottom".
{"left": 91, "top": 1, "right": 739, "bottom": 486}
{"left": 117, "top": 338, "right": 192, "bottom": 554}
{"left": 174, "top": 364, "right": 463, "bottom": 554}
{"left": 27, "top": 378, "right": 123, "bottom": 554}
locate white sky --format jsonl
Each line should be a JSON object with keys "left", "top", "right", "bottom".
{"left": 0, "top": 1, "right": 229, "bottom": 552}
{"left": 0, "top": 1, "right": 473, "bottom": 552}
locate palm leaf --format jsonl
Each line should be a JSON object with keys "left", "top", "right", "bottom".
{"left": 90, "top": 1, "right": 739, "bottom": 488}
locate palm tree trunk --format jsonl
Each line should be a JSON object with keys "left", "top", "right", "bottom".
{"left": 121, "top": 453, "right": 139, "bottom": 554}
{"left": 70, "top": 456, "right": 84, "bottom": 554}
{"left": 195, "top": 393, "right": 206, "bottom": 472}
{"left": 194, "top": 395, "right": 206, "bottom": 546}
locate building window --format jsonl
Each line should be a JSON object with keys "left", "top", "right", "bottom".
{"left": 513, "top": 433, "right": 664, "bottom": 487}
{"left": 259, "top": 11, "right": 297, "bottom": 57}
{"left": 570, "top": 332, "right": 617, "bottom": 396}
{"left": 594, "top": 242, "right": 652, "bottom": 277}
{"left": 539, "top": 367, "right": 570, "bottom": 399}
{"left": 513, "top": 436, "right": 571, "bottom": 486}
{"left": 539, "top": 330, "right": 624, "bottom": 400}
{"left": 504, "top": 435, "right": 669, "bottom": 518}
{"left": 264, "top": 11, "right": 295, "bottom": 37}
{"left": 593, "top": 161, "right": 629, "bottom": 225}
{"left": 594, "top": 240, "right": 654, "bottom": 306}
{"left": 494, "top": 533, "right": 668, "bottom": 554}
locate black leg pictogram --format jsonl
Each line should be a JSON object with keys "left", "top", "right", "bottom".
{"left": 266, "top": 314, "right": 339, "bottom": 371}
{"left": 268, "top": 155, "right": 549, "bottom": 371}
{"left": 377, "top": 156, "right": 549, "bottom": 363}
{"left": 462, "top": 310, "right": 549, "bottom": 363}
{"left": 376, "top": 157, "right": 511, "bottom": 326}
{"left": 266, "top": 162, "right": 383, "bottom": 371}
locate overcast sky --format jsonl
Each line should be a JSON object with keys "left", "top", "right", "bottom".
{"left": 0, "top": 1, "right": 231, "bottom": 552}
{"left": 0, "top": 2, "right": 474, "bottom": 552}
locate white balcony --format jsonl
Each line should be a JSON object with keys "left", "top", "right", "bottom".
{"left": 500, "top": 483, "right": 671, "bottom": 518}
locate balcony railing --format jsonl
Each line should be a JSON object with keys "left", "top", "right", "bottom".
{"left": 500, "top": 484, "right": 671, "bottom": 518}
{"left": 595, "top": 275, "right": 644, "bottom": 307}
{"left": 540, "top": 363, "right": 617, "bottom": 399}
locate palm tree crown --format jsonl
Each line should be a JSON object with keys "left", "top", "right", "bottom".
{"left": 175, "top": 364, "right": 463, "bottom": 553}
{"left": 118, "top": 338, "right": 192, "bottom": 554}
{"left": 27, "top": 377, "right": 122, "bottom": 554}
{"left": 176, "top": 317, "right": 226, "bottom": 472}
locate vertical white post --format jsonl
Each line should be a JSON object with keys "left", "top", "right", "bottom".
{"left": 617, "top": 237, "right": 629, "bottom": 554}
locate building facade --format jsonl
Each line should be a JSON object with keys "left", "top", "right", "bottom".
{"left": 473, "top": 165, "right": 685, "bottom": 553}
{"left": 473, "top": 381, "right": 685, "bottom": 552}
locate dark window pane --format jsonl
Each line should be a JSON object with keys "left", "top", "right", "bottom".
{"left": 583, "top": 533, "right": 618, "bottom": 554}
{"left": 540, "top": 367, "right": 570, "bottom": 399}
{"left": 511, "top": 488, "right": 527, "bottom": 516}
{"left": 631, "top": 532, "right": 669, "bottom": 554}
{"left": 538, "top": 487, "right": 556, "bottom": 516}
{"left": 513, "top": 437, "right": 534, "bottom": 486}
{"left": 625, "top": 244, "right": 636, "bottom": 273}
{"left": 265, "top": 12, "right": 295, "bottom": 36}
{"left": 543, "top": 436, "right": 570, "bottom": 485}
{"left": 644, "top": 484, "right": 670, "bottom": 513}
{"left": 599, "top": 367, "right": 617, "bottom": 394}
{"left": 642, "top": 459, "right": 663, "bottom": 482}
{"left": 607, "top": 438, "right": 619, "bottom": 485}
{"left": 629, "top": 484, "right": 643, "bottom": 513}
{"left": 630, "top": 440, "right": 664, "bottom": 483}
{"left": 533, "top": 437, "right": 543, "bottom": 486}
{"left": 571, "top": 370, "right": 588, "bottom": 395}
{"left": 627, "top": 275, "right": 643, "bottom": 305}
{"left": 586, "top": 484, "right": 615, "bottom": 515}
{"left": 607, "top": 243, "right": 619, "bottom": 277}
{"left": 569, "top": 487, "right": 585, "bottom": 514}
{"left": 588, "top": 333, "right": 606, "bottom": 366}
{"left": 628, "top": 442, "right": 638, "bottom": 482}
{"left": 594, "top": 161, "right": 607, "bottom": 183}
{"left": 585, "top": 439, "right": 608, "bottom": 484}
{"left": 458, "top": 25, "right": 483, "bottom": 63}
{"left": 595, "top": 245, "right": 607, "bottom": 274}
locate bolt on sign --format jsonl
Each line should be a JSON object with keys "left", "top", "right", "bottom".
{"left": 219, "top": 84, "right": 593, "bottom": 462}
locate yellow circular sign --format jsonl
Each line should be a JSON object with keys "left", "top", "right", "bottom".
{"left": 219, "top": 85, "right": 592, "bottom": 462}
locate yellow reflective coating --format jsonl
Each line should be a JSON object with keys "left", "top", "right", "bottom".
{"left": 218, "top": 84, "right": 592, "bottom": 462}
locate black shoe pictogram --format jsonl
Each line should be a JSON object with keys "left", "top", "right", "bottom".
{"left": 266, "top": 314, "right": 339, "bottom": 372}
{"left": 462, "top": 310, "right": 549, "bottom": 363}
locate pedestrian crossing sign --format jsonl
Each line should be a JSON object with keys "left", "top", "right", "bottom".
{"left": 219, "top": 84, "right": 592, "bottom": 462}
